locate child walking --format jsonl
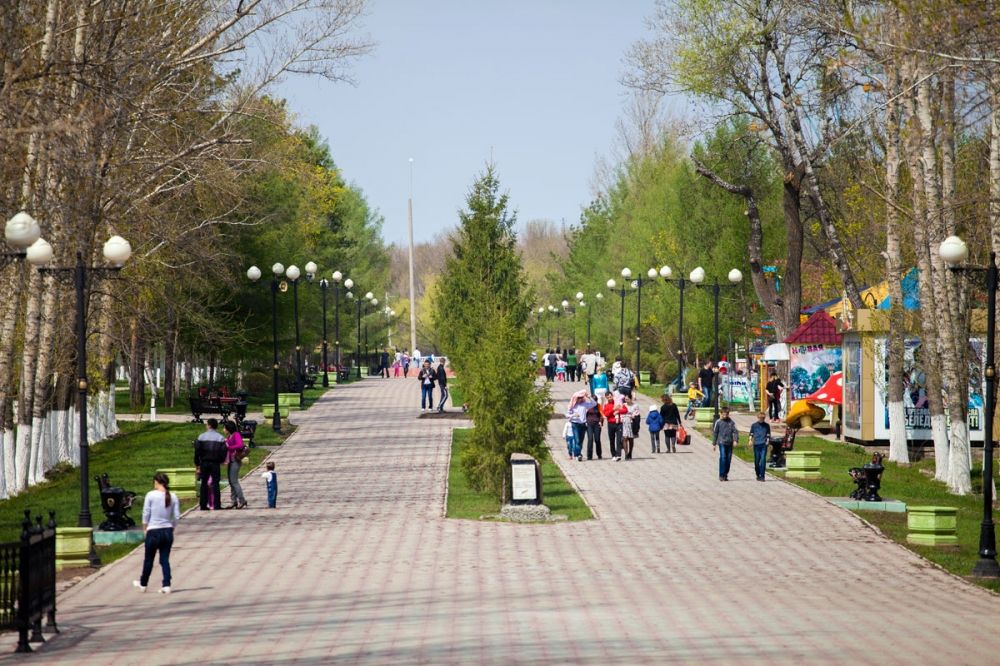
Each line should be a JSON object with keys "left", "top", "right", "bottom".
{"left": 563, "top": 419, "right": 580, "bottom": 460}
{"left": 645, "top": 404, "right": 664, "bottom": 453}
{"left": 261, "top": 461, "right": 278, "bottom": 508}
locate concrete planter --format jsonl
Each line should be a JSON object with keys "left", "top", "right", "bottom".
{"left": 157, "top": 467, "right": 198, "bottom": 499}
{"left": 785, "top": 450, "right": 822, "bottom": 479}
{"left": 695, "top": 407, "right": 715, "bottom": 425}
{"left": 671, "top": 394, "right": 689, "bottom": 409}
{"left": 907, "top": 506, "right": 958, "bottom": 546}
{"left": 638, "top": 371, "right": 651, "bottom": 386}
{"left": 56, "top": 527, "right": 93, "bottom": 570}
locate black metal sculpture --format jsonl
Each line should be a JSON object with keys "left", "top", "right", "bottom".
{"left": 94, "top": 473, "right": 137, "bottom": 531}
{"left": 849, "top": 452, "right": 885, "bottom": 502}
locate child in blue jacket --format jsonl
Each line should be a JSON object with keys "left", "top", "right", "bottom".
{"left": 645, "top": 405, "right": 664, "bottom": 454}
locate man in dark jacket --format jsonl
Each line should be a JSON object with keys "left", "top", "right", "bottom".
{"left": 712, "top": 407, "right": 739, "bottom": 481}
{"left": 194, "top": 418, "right": 227, "bottom": 510}
{"left": 435, "top": 359, "right": 449, "bottom": 413}
{"left": 418, "top": 360, "right": 436, "bottom": 412}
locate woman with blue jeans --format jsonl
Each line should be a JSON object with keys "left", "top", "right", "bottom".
{"left": 417, "top": 360, "right": 436, "bottom": 412}
{"left": 134, "top": 472, "right": 180, "bottom": 594}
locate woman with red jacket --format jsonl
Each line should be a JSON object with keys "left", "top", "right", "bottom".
{"left": 601, "top": 394, "right": 628, "bottom": 461}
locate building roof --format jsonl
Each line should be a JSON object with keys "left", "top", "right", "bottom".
{"left": 783, "top": 311, "right": 843, "bottom": 345}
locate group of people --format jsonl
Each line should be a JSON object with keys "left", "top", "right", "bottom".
{"left": 136, "top": 419, "right": 281, "bottom": 594}
{"left": 564, "top": 390, "right": 686, "bottom": 462}
{"left": 371, "top": 348, "right": 442, "bottom": 379}
{"left": 416, "top": 357, "right": 449, "bottom": 412}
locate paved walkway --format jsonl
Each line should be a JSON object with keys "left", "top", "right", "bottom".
{"left": 10, "top": 378, "right": 1000, "bottom": 664}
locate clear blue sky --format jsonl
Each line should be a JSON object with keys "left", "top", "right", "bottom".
{"left": 274, "top": 0, "right": 654, "bottom": 245}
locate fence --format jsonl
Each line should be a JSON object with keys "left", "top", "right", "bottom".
{"left": 0, "top": 510, "right": 58, "bottom": 653}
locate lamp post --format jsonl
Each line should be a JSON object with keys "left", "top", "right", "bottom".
{"left": 941, "top": 235, "right": 1000, "bottom": 579}
{"left": 350, "top": 289, "right": 362, "bottom": 379}
{"left": 659, "top": 265, "right": 689, "bottom": 391}
{"left": 632, "top": 267, "right": 660, "bottom": 376}
{"left": 690, "top": 266, "right": 744, "bottom": 422}
{"left": 363, "top": 291, "right": 374, "bottom": 373}
{"left": 286, "top": 263, "right": 314, "bottom": 408}
{"left": 247, "top": 263, "right": 286, "bottom": 433}
{"left": 561, "top": 299, "right": 573, "bottom": 347}
{"left": 547, "top": 305, "right": 556, "bottom": 347}
{"left": 370, "top": 296, "right": 379, "bottom": 372}
{"left": 332, "top": 271, "right": 343, "bottom": 378}
{"left": 343, "top": 277, "right": 353, "bottom": 374}
{"left": 536, "top": 306, "right": 545, "bottom": 345}
{"left": 33, "top": 232, "right": 132, "bottom": 568}
{"left": 607, "top": 277, "right": 624, "bottom": 358}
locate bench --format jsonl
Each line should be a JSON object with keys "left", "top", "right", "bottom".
{"left": 189, "top": 395, "right": 237, "bottom": 423}
{"left": 336, "top": 366, "right": 351, "bottom": 382}
{"left": 849, "top": 452, "right": 885, "bottom": 502}
{"left": 768, "top": 427, "right": 797, "bottom": 468}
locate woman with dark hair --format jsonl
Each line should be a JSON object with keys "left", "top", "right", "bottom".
{"left": 134, "top": 472, "right": 180, "bottom": 594}
{"left": 223, "top": 421, "right": 248, "bottom": 509}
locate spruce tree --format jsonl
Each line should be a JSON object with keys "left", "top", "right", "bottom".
{"left": 433, "top": 166, "right": 550, "bottom": 499}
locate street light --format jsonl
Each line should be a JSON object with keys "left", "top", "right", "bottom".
{"left": 331, "top": 271, "right": 344, "bottom": 382}
{"left": 285, "top": 262, "right": 313, "bottom": 408}
{"left": 2, "top": 212, "right": 43, "bottom": 267}
{"left": 941, "top": 235, "right": 999, "bottom": 579}
{"left": 33, "top": 232, "right": 132, "bottom": 567}
{"left": 247, "top": 263, "right": 286, "bottom": 433}
{"left": 349, "top": 289, "right": 362, "bottom": 378}
{"left": 690, "top": 266, "right": 744, "bottom": 421}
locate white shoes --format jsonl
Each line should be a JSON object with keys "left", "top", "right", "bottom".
{"left": 133, "top": 580, "right": 146, "bottom": 592}
{"left": 159, "top": 586, "right": 171, "bottom": 594}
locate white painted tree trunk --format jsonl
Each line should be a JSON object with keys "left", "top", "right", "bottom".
{"left": 947, "top": 420, "right": 972, "bottom": 495}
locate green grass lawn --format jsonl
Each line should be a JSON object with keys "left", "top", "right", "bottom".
{"left": 0, "top": 419, "right": 291, "bottom": 563}
{"left": 732, "top": 435, "right": 1000, "bottom": 593}
{"left": 446, "top": 428, "right": 593, "bottom": 521}
{"left": 116, "top": 385, "right": 331, "bottom": 415}
{"left": 447, "top": 380, "right": 465, "bottom": 409}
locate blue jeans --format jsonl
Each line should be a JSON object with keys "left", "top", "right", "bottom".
{"left": 753, "top": 444, "right": 768, "bottom": 479}
{"left": 717, "top": 443, "right": 733, "bottom": 479}
{"left": 266, "top": 479, "right": 278, "bottom": 508}
{"left": 140, "top": 527, "right": 174, "bottom": 587}
{"left": 421, "top": 385, "right": 434, "bottom": 409}
{"left": 565, "top": 435, "right": 580, "bottom": 457}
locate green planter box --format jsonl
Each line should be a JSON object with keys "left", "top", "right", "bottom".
{"left": 671, "top": 393, "right": 689, "bottom": 409}
{"left": 785, "top": 450, "right": 822, "bottom": 479}
{"left": 907, "top": 506, "right": 959, "bottom": 546}
{"left": 277, "top": 393, "right": 301, "bottom": 410}
{"left": 262, "top": 404, "right": 290, "bottom": 419}
{"left": 56, "top": 527, "right": 93, "bottom": 571}
{"left": 695, "top": 407, "right": 715, "bottom": 425}
{"left": 638, "top": 371, "right": 651, "bottom": 385}
{"left": 156, "top": 467, "right": 198, "bottom": 499}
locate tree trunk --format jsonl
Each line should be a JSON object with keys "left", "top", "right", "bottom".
{"left": 14, "top": 272, "right": 44, "bottom": 493}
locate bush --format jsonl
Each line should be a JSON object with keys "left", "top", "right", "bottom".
{"left": 245, "top": 371, "right": 271, "bottom": 395}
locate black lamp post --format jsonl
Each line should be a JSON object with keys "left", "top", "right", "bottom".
{"left": 607, "top": 268, "right": 639, "bottom": 363}
{"left": 332, "top": 272, "right": 344, "bottom": 373}
{"left": 36, "top": 233, "right": 133, "bottom": 568}
{"left": 353, "top": 291, "right": 362, "bottom": 379}
{"left": 690, "top": 266, "right": 744, "bottom": 422}
{"left": 941, "top": 235, "right": 1000, "bottom": 579}
{"left": 659, "top": 265, "right": 689, "bottom": 392}
{"left": 247, "top": 263, "right": 289, "bottom": 433}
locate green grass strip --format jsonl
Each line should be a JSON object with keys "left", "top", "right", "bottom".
{"left": 446, "top": 428, "right": 593, "bottom": 521}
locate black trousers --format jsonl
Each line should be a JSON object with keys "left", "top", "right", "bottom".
{"left": 199, "top": 462, "right": 222, "bottom": 509}
{"left": 768, "top": 395, "right": 781, "bottom": 419}
{"left": 607, "top": 422, "right": 622, "bottom": 458}
{"left": 586, "top": 423, "right": 603, "bottom": 459}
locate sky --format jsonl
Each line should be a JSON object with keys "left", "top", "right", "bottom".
{"left": 274, "top": 0, "right": 656, "bottom": 246}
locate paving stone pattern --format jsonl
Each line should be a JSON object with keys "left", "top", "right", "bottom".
{"left": 12, "top": 377, "right": 1000, "bottom": 664}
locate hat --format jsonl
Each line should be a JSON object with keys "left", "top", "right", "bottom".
{"left": 647, "top": 404, "right": 656, "bottom": 413}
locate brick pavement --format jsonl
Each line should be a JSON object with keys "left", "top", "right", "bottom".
{"left": 10, "top": 376, "right": 1000, "bottom": 664}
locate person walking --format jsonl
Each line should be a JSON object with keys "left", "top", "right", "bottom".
{"left": 566, "top": 348, "right": 578, "bottom": 383}
{"left": 766, "top": 372, "right": 785, "bottom": 422}
{"left": 133, "top": 472, "right": 180, "bottom": 594}
{"left": 402, "top": 352, "right": 411, "bottom": 378}
{"left": 194, "top": 419, "right": 227, "bottom": 510}
{"left": 585, "top": 396, "right": 604, "bottom": 460}
{"left": 645, "top": 404, "right": 664, "bottom": 454}
{"left": 712, "top": 407, "right": 739, "bottom": 481}
{"left": 750, "top": 412, "right": 772, "bottom": 481}
{"left": 620, "top": 396, "right": 638, "bottom": 460}
{"left": 543, "top": 348, "right": 553, "bottom": 382}
{"left": 222, "top": 421, "right": 247, "bottom": 509}
{"left": 417, "top": 360, "right": 436, "bottom": 412}
{"left": 613, "top": 359, "right": 636, "bottom": 399}
{"left": 660, "top": 394, "right": 682, "bottom": 453}
{"left": 591, "top": 367, "right": 609, "bottom": 402}
{"left": 566, "top": 390, "right": 593, "bottom": 462}
{"left": 379, "top": 349, "right": 390, "bottom": 378}
{"left": 699, "top": 360, "right": 716, "bottom": 409}
{"left": 435, "top": 358, "right": 449, "bottom": 412}
{"left": 602, "top": 393, "right": 624, "bottom": 461}
{"left": 580, "top": 348, "right": 597, "bottom": 390}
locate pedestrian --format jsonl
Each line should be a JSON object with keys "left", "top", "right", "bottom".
{"left": 580, "top": 348, "right": 596, "bottom": 388}
{"left": 566, "top": 348, "right": 578, "bottom": 382}
{"left": 261, "top": 461, "right": 278, "bottom": 508}
{"left": 417, "top": 360, "right": 436, "bottom": 412}
{"left": 685, "top": 382, "right": 704, "bottom": 420}
{"left": 620, "top": 396, "right": 638, "bottom": 460}
{"left": 613, "top": 359, "right": 636, "bottom": 399}
{"left": 766, "top": 372, "right": 785, "bottom": 422}
{"left": 566, "top": 390, "right": 592, "bottom": 462}
{"left": 556, "top": 357, "right": 567, "bottom": 381}
{"left": 543, "top": 348, "right": 553, "bottom": 382}
{"left": 699, "top": 360, "right": 716, "bottom": 409}
{"left": 133, "top": 471, "right": 180, "bottom": 594}
{"left": 402, "top": 352, "right": 411, "bottom": 378}
{"left": 602, "top": 392, "right": 624, "bottom": 461}
{"left": 750, "top": 412, "right": 772, "bottom": 481}
{"left": 222, "top": 421, "right": 247, "bottom": 509}
{"left": 380, "top": 349, "right": 390, "bottom": 378}
{"left": 591, "top": 368, "right": 609, "bottom": 402}
{"left": 645, "top": 404, "right": 664, "bottom": 454}
{"left": 392, "top": 358, "right": 401, "bottom": 377}
{"left": 194, "top": 418, "right": 227, "bottom": 510}
{"left": 585, "top": 395, "right": 604, "bottom": 460}
{"left": 712, "top": 407, "right": 739, "bottom": 481}
{"left": 660, "top": 394, "right": 681, "bottom": 453}
{"left": 435, "top": 358, "right": 449, "bottom": 412}
{"left": 563, "top": 418, "right": 580, "bottom": 460}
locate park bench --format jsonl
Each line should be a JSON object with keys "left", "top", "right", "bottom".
{"left": 336, "top": 365, "right": 351, "bottom": 382}
{"left": 188, "top": 387, "right": 237, "bottom": 423}
{"left": 768, "top": 427, "right": 797, "bottom": 468}
{"left": 849, "top": 452, "right": 885, "bottom": 502}
{"left": 94, "top": 473, "right": 137, "bottom": 531}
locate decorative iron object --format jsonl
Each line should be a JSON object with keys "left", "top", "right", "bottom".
{"left": 94, "top": 474, "right": 136, "bottom": 531}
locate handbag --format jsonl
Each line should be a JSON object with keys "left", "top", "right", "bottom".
{"left": 677, "top": 425, "right": 689, "bottom": 445}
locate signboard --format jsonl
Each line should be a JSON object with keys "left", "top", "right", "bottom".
{"left": 789, "top": 344, "right": 843, "bottom": 400}
{"left": 873, "top": 337, "right": 984, "bottom": 442}
{"left": 721, "top": 374, "right": 752, "bottom": 405}
{"left": 511, "top": 460, "right": 538, "bottom": 502}
{"left": 843, "top": 339, "right": 862, "bottom": 431}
